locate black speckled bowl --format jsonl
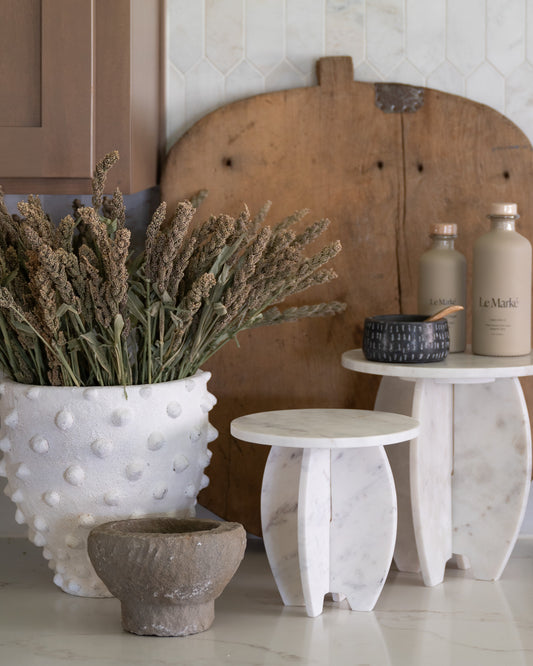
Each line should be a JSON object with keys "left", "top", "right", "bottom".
{"left": 363, "top": 314, "right": 449, "bottom": 363}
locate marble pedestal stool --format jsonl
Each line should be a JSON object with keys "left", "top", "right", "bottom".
{"left": 341, "top": 349, "right": 533, "bottom": 587}
{"left": 230, "top": 408, "right": 420, "bottom": 617}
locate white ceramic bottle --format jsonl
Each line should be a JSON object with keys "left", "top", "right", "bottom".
{"left": 472, "top": 202, "right": 532, "bottom": 356}
{"left": 418, "top": 223, "right": 466, "bottom": 352}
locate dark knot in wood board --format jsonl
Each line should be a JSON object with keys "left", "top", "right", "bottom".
{"left": 375, "top": 83, "right": 424, "bottom": 113}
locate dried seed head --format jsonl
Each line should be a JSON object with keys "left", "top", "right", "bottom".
{"left": 92, "top": 151, "right": 120, "bottom": 211}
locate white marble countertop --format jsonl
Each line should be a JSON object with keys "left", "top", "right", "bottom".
{"left": 230, "top": 409, "right": 420, "bottom": 448}
{"left": 2, "top": 535, "right": 533, "bottom": 665}
{"left": 342, "top": 348, "right": 533, "bottom": 380}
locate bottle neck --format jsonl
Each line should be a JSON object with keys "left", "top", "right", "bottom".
{"left": 430, "top": 235, "right": 456, "bottom": 249}
{"left": 488, "top": 215, "right": 517, "bottom": 231}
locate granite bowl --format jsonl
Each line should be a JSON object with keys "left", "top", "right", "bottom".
{"left": 363, "top": 314, "right": 449, "bottom": 363}
{"left": 87, "top": 517, "right": 246, "bottom": 637}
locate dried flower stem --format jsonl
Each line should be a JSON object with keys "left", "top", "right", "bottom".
{"left": 0, "top": 151, "right": 345, "bottom": 387}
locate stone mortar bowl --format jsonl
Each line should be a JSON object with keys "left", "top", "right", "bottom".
{"left": 363, "top": 314, "right": 449, "bottom": 363}
{"left": 87, "top": 517, "right": 246, "bottom": 636}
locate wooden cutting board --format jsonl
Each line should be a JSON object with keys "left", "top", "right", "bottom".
{"left": 161, "top": 56, "right": 533, "bottom": 535}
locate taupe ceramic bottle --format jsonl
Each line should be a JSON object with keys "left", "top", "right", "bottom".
{"left": 418, "top": 223, "right": 466, "bottom": 352}
{"left": 472, "top": 203, "right": 532, "bottom": 356}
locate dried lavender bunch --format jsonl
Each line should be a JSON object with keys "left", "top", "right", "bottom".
{"left": 0, "top": 152, "right": 345, "bottom": 386}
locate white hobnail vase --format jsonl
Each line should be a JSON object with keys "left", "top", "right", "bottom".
{"left": 0, "top": 370, "right": 217, "bottom": 597}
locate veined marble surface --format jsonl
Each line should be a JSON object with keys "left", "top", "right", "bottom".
{"left": 342, "top": 348, "right": 533, "bottom": 380}
{"left": 453, "top": 378, "right": 532, "bottom": 581}
{"left": 231, "top": 409, "right": 420, "bottom": 448}
{"left": 2, "top": 536, "right": 533, "bottom": 665}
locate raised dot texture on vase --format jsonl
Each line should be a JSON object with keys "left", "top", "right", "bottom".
{"left": 83, "top": 388, "right": 99, "bottom": 401}
{"left": 34, "top": 516, "right": 48, "bottom": 531}
{"left": 91, "top": 438, "right": 113, "bottom": 458}
{"left": 0, "top": 459, "right": 6, "bottom": 476}
{"left": 166, "top": 401, "right": 182, "bottom": 418}
{"left": 173, "top": 454, "right": 190, "bottom": 473}
{"left": 65, "top": 534, "right": 83, "bottom": 549}
{"left": 147, "top": 432, "right": 166, "bottom": 451}
{"left": 200, "top": 402, "right": 211, "bottom": 413}
{"left": 189, "top": 427, "right": 202, "bottom": 442}
{"left": 0, "top": 437, "right": 11, "bottom": 452}
{"left": 25, "top": 387, "right": 41, "bottom": 400}
{"left": 139, "top": 386, "right": 152, "bottom": 399}
{"left": 43, "top": 490, "right": 60, "bottom": 507}
{"left": 55, "top": 410, "right": 74, "bottom": 431}
{"left": 67, "top": 580, "right": 81, "bottom": 594}
{"left": 184, "top": 483, "right": 196, "bottom": 498}
{"left": 42, "top": 548, "right": 53, "bottom": 560}
{"left": 152, "top": 484, "right": 168, "bottom": 500}
{"left": 53, "top": 573, "right": 64, "bottom": 587}
{"left": 104, "top": 492, "right": 120, "bottom": 506}
{"left": 125, "top": 460, "right": 144, "bottom": 481}
{"left": 129, "top": 509, "right": 146, "bottom": 518}
{"left": 185, "top": 379, "right": 195, "bottom": 392}
{"left": 15, "top": 463, "right": 31, "bottom": 479}
{"left": 33, "top": 532, "right": 47, "bottom": 547}
{"left": 55, "top": 562, "right": 66, "bottom": 574}
{"left": 15, "top": 508, "right": 26, "bottom": 524}
{"left": 207, "top": 424, "right": 218, "bottom": 442}
{"left": 11, "top": 488, "right": 24, "bottom": 503}
{"left": 4, "top": 410, "right": 18, "bottom": 428}
{"left": 64, "top": 465, "right": 85, "bottom": 486}
{"left": 200, "top": 474, "right": 210, "bottom": 490}
{"left": 78, "top": 513, "right": 95, "bottom": 527}
{"left": 30, "top": 435, "right": 49, "bottom": 454}
{"left": 111, "top": 407, "right": 133, "bottom": 427}
{"left": 199, "top": 452, "right": 211, "bottom": 468}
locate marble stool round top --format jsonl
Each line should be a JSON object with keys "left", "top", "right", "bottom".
{"left": 342, "top": 349, "right": 533, "bottom": 380}
{"left": 231, "top": 408, "right": 420, "bottom": 448}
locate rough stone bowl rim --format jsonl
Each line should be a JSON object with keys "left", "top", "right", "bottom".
{"left": 89, "top": 517, "right": 243, "bottom": 540}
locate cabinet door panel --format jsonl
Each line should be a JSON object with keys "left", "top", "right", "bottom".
{"left": 0, "top": 0, "right": 92, "bottom": 179}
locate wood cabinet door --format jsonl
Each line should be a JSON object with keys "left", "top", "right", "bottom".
{"left": 0, "top": 0, "right": 162, "bottom": 194}
{"left": 0, "top": 0, "right": 93, "bottom": 183}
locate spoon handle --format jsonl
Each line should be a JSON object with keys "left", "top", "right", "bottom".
{"left": 425, "top": 305, "right": 464, "bottom": 322}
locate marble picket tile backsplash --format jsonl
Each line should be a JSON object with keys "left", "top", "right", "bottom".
{"left": 166, "top": 0, "right": 533, "bottom": 150}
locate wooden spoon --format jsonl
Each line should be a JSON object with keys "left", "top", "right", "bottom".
{"left": 424, "top": 305, "right": 464, "bottom": 322}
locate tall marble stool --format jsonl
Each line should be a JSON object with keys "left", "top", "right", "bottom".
{"left": 230, "top": 408, "right": 420, "bottom": 617}
{"left": 341, "top": 349, "right": 533, "bottom": 587}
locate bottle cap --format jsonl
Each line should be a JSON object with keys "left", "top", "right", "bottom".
{"left": 430, "top": 223, "right": 457, "bottom": 236}
{"left": 489, "top": 202, "right": 518, "bottom": 216}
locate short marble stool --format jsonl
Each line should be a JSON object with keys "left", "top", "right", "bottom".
{"left": 341, "top": 349, "right": 533, "bottom": 588}
{"left": 230, "top": 408, "right": 420, "bottom": 617}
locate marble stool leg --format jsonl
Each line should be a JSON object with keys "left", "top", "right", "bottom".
{"left": 262, "top": 443, "right": 399, "bottom": 616}
{"left": 261, "top": 446, "right": 305, "bottom": 606}
{"left": 329, "top": 445, "right": 398, "bottom": 611}
{"left": 409, "top": 379, "right": 453, "bottom": 587}
{"left": 377, "top": 377, "right": 453, "bottom": 587}
{"left": 453, "top": 378, "right": 532, "bottom": 580}
{"left": 298, "top": 448, "right": 331, "bottom": 617}
{"left": 375, "top": 377, "right": 420, "bottom": 574}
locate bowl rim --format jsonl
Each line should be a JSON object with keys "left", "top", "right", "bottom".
{"left": 89, "top": 517, "right": 244, "bottom": 539}
{"left": 364, "top": 314, "right": 448, "bottom": 326}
